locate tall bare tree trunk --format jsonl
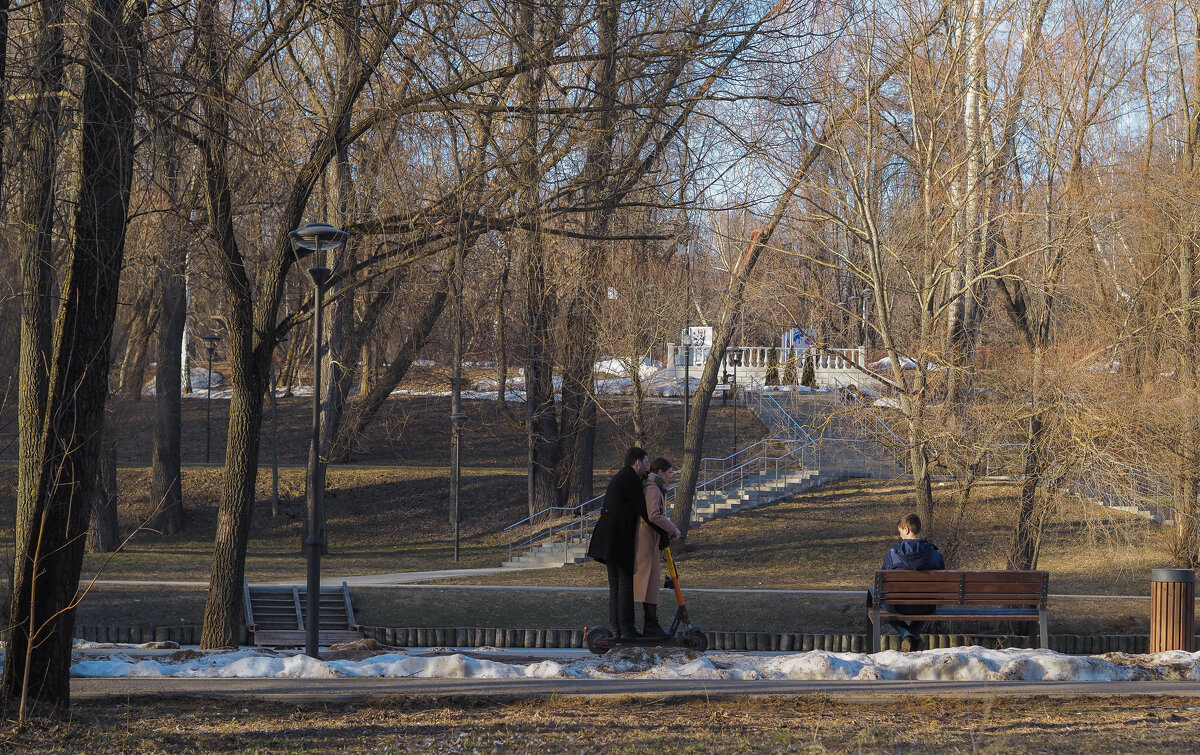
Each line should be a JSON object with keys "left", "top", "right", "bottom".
{"left": 152, "top": 246, "right": 188, "bottom": 535}
{"left": 4, "top": 0, "right": 144, "bottom": 709}
{"left": 309, "top": 0, "right": 362, "bottom": 536}
{"left": 116, "top": 293, "right": 157, "bottom": 399}
{"left": 558, "top": 0, "right": 620, "bottom": 508}
{"left": 13, "top": 0, "right": 64, "bottom": 641}
{"left": 514, "top": 0, "right": 559, "bottom": 516}
{"left": 947, "top": 0, "right": 986, "bottom": 416}
{"left": 86, "top": 438, "right": 119, "bottom": 553}
{"left": 1008, "top": 348, "right": 1045, "bottom": 569}
{"left": 329, "top": 261, "right": 456, "bottom": 462}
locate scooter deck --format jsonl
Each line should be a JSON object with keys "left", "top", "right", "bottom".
{"left": 589, "top": 634, "right": 688, "bottom": 650}
{"left": 584, "top": 624, "right": 709, "bottom": 653}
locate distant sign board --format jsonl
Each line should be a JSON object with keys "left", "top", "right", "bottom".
{"left": 783, "top": 328, "right": 815, "bottom": 350}
{"left": 683, "top": 326, "right": 713, "bottom": 348}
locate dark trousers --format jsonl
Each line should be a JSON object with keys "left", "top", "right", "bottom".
{"left": 885, "top": 604, "right": 931, "bottom": 638}
{"left": 606, "top": 563, "right": 636, "bottom": 636}
{"left": 886, "top": 618, "right": 927, "bottom": 638}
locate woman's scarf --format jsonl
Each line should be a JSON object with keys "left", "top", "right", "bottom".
{"left": 648, "top": 472, "right": 668, "bottom": 498}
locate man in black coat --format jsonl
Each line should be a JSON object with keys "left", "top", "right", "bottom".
{"left": 586, "top": 446, "right": 650, "bottom": 638}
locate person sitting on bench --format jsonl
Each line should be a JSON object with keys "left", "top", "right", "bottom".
{"left": 882, "top": 512, "right": 944, "bottom": 652}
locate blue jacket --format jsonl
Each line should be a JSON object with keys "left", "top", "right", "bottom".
{"left": 882, "top": 539, "right": 944, "bottom": 571}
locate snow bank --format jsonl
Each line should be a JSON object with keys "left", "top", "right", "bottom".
{"left": 594, "top": 357, "right": 662, "bottom": 379}
{"left": 142, "top": 368, "right": 225, "bottom": 397}
{"left": 69, "top": 645, "right": 1200, "bottom": 683}
{"left": 868, "top": 357, "right": 945, "bottom": 372}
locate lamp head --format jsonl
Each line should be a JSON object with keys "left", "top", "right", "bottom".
{"left": 288, "top": 221, "right": 349, "bottom": 253}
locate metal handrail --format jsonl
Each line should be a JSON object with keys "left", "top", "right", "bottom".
{"left": 832, "top": 386, "right": 907, "bottom": 448}
{"left": 506, "top": 441, "right": 772, "bottom": 541}
{"left": 505, "top": 377, "right": 831, "bottom": 561}
{"left": 504, "top": 437, "right": 816, "bottom": 559}
{"left": 742, "top": 376, "right": 815, "bottom": 444}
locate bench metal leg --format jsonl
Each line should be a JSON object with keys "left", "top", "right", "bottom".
{"left": 1039, "top": 608, "right": 1049, "bottom": 649}
{"left": 871, "top": 609, "right": 881, "bottom": 653}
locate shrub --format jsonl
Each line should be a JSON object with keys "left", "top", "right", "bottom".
{"left": 765, "top": 347, "right": 779, "bottom": 386}
{"left": 801, "top": 352, "right": 816, "bottom": 388}
{"left": 782, "top": 347, "right": 797, "bottom": 384}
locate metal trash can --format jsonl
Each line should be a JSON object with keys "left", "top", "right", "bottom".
{"left": 1150, "top": 568, "right": 1195, "bottom": 653}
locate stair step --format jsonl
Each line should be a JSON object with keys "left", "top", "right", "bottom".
{"left": 502, "top": 462, "right": 841, "bottom": 568}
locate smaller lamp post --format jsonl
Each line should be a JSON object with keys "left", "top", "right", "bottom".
{"left": 729, "top": 348, "right": 742, "bottom": 452}
{"left": 202, "top": 333, "right": 221, "bottom": 464}
{"left": 288, "top": 220, "right": 349, "bottom": 659}
{"left": 450, "top": 412, "right": 469, "bottom": 562}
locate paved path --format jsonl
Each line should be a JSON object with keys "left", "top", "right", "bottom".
{"left": 93, "top": 570, "right": 1155, "bottom": 599}
{"left": 70, "top": 676, "right": 1200, "bottom": 702}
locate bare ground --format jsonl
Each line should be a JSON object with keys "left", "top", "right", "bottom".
{"left": 3, "top": 695, "right": 1200, "bottom": 753}
{"left": 0, "top": 394, "right": 1175, "bottom": 636}
{"left": 56, "top": 476, "right": 1172, "bottom": 636}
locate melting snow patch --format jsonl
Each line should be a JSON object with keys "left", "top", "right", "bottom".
{"left": 66, "top": 645, "right": 1200, "bottom": 682}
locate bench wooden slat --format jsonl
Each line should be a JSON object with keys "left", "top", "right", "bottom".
{"left": 879, "top": 570, "right": 1044, "bottom": 580}
{"left": 883, "top": 597, "right": 1043, "bottom": 605}
{"left": 869, "top": 569, "right": 1049, "bottom": 653}
{"left": 879, "top": 574, "right": 961, "bottom": 585}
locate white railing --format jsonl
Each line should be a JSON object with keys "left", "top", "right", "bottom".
{"left": 503, "top": 366, "right": 904, "bottom": 562}
{"left": 663, "top": 344, "right": 873, "bottom": 390}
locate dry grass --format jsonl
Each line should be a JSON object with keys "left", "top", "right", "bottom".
{"left": 0, "top": 390, "right": 759, "bottom": 469}
{"left": 60, "top": 476, "right": 1172, "bottom": 635}
{"left": 3, "top": 695, "right": 1200, "bottom": 753}
{"left": 0, "top": 394, "right": 1175, "bottom": 635}
{"left": 443, "top": 478, "right": 1168, "bottom": 595}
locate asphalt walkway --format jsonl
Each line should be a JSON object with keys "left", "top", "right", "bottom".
{"left": 93, "top": 567, "right": 1154, "bottom": 599}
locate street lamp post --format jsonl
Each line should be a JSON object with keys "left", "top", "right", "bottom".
{"left": 289, "top": 221, "right": 348, "bottom": 659}
{"left": 450, "top": 412, "right": 469, "bottom": 561}
{"left": 203, "top": 333, "right": 221, "bottom": 464}
{"left": 729, "top": 349, "right": 742, "bottom": 452}
{"left": 683, "top": 326, "right": 691, "bottom": 444}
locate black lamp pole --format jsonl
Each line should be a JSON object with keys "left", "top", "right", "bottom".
{"left": 289, "top": 221, "right": 348, "bottom": 659}
{"left": 450, "top": 412, "right": 469, "bottom": 561}
{"left": 203, "top": 333, "right": 220, "bottom": 464}
{"left": 729, "top": 348, "right": 742, "bottom": 452}
{"left": 683, "top": 327, "right": 690, "bottom": 443}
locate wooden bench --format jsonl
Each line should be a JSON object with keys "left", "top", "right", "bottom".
{"left": 243, "top": 580, "right": 364, "bottom": 647}
{"left": 867, "top": 570, "right": 1049, "bottom": 653}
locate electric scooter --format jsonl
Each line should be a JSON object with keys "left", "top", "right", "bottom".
{"left": 584, "top": 545, "right": 708, "bottom": 653}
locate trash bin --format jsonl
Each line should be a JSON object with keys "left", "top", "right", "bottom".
{"left": 1150, "top": 568, "right": 1195, "bottom": 653}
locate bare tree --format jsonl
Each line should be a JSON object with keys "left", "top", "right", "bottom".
{"left": 4, "top": 0, "right": 146, "bottom": 712}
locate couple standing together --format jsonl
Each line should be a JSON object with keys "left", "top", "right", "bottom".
{"left": 586, "top": 446, "right": 682, "bottom": 639}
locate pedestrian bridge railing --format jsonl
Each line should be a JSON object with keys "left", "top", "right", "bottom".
{"left": 664, "top": 344, "right": 878, "bottom": 390}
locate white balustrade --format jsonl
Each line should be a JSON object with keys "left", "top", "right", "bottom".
{"left": 664, "top": 343, "right": 875, "bottom": 390}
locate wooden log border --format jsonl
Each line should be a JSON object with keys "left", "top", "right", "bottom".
{"left": 72, "top": 625, "right": 1181, "bottom": 655}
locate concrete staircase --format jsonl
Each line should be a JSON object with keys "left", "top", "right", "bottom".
{"left": 501, "top": 468, "right": 831, "bottom": 569}
{"left": 502, "top": 537, "right": 591, "bottom": 569}
{"left": 501, "top": 381, "right": 901, "bottom": 571}
{"left": 689, "top": 468, "right": 825, "bottom": 523}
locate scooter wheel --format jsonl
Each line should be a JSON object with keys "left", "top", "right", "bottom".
{"left": 585, "top": 626, "right": 614, "bottom": 654}
{"left": 686, "top": 627, "right": 708, "bottom": 653}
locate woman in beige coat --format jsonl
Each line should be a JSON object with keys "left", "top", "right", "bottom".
{"left": 634, "top": 457, "right": 682, "bottom": 638}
